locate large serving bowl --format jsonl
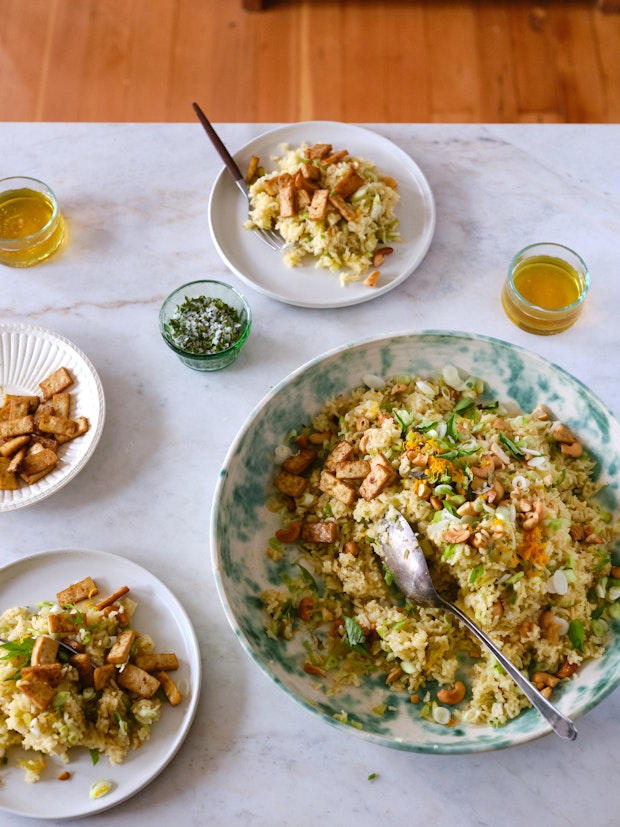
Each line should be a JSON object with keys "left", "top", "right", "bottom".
{"left": 211, "top": 331, "right": 620, "bottom": 753}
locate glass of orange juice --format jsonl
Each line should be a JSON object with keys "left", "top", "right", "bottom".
{"left": 501, "top": 242, "right": 589, "bottom": 335}
{"left": 0, "top": 177, "right": 66, "bottom": 267}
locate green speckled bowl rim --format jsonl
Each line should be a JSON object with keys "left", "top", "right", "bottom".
{"left": 210, "top": 330, "right": 620, "bottom": 753}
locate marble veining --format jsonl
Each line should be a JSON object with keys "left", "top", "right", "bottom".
{"left": 1, "top": 123, "right": 619, "bottom": 827}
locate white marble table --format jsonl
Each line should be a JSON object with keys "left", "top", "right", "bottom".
{"left": 1, "top": 122, "right": 619, "bottom": 826}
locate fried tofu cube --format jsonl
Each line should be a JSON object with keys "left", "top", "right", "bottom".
{"left": 94, "top": 663, "right": 117, "bottom": 691}
{"left": 0, "top": 415, "right": 34, "bottom": 439}
{"left": 301, "top": 521, "right": 339, "bottom": 544}
{"left": 51, "top": 392, "right": 71, "bottom": 419}
{"left": 56, "top": 415, "right": 89, "bottom": 445}
{"left": 245, "top": 154, "right": 260, "bottom": 184}
{"left": 21, "top": 663, "right": 63, "bottom": 687}
{"left": 39, "top": 366, "right": 73, "bottom": 400}
{"left": 282, "top": 447, "right": 317, "bottom": 475}
{"left": 279, "top": 182, "right": 297, "bottom": 218}
{"left": 263, "top": 175, "right": 281, "bottom": 196}
{"left": 70, "top": 653, "right": 95, "bottom": 687}
{"left": 274, "top": 470, "right": 307, "bottom": 498}
{"left": 296, "top": 188, "right": 311, "bottom": 211}
{"left": 57, "top": 576, "right": 98, "bottom": 607}
{"left": 359, "top": 453, "right": 398, "bottom": 501}
{"left": 19, "top": 448, "right": 58, "bottom": 484}
{"left": 116, "top": 663, "right": 160, "bottom": 698}
{"left": 323, "top": 149, "right": 349, "bottom": 165}
{"left": 7, "top": 447, "right": 27, "bottom": 473}
{"left": 107, "top": 630, "right": 137, "bottom": 664}
{"left": 37, "top": 413, "right": 79, "bottom": 438}
{"left": 134, "top": 653, "right": 179, "bottom": 672}
{"left": 0, "top": 457, "right": 19, "bottom": 490}
{"left": 156, "top": 671, "right": 183, "bottom": 706}
{"left": 335, "top": 459, "right": 371, "bottom": 480}
{"left": 17, "top": 677, "right": 56, "bottom": 711}
{"left": 47, "top": 613, "right": 79, "bottom": 634}
{"left": 318, "top": 470, "right": 357, "bottom": 507}
{"left": 324, "top": 441, "right": 354, "bottom": 472}
{"left": 329, "top": 193, "right": 357, "bottom": 222}
{"left": 300, "top": 162, "right": 321, "bottom": 182}
{"left": 307, "top": 143, "right": 332, "bottom": 159}
{"left": 334, "top": 167, "right": 365, "bottom": 199}
{"left": 308, "top": 189, "right": 330, "bottom": 221}
{"left": 0, "top": 435, "right": 31, "bottom": 457}
{"left": 31, "top": 636, "right": 60, "bottom": 665}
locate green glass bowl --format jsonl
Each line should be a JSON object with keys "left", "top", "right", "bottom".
{"left": 159, "top": 280, "right": 251, "bottom": 371}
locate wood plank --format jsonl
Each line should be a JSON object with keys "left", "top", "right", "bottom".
{"left": 424, "top": 1, "right": 480, "bottom": 122}
{"left": 0, "top": 0, "right": 618, "bottom": 124}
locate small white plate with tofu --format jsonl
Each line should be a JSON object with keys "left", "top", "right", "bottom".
{"left": 0, "top": 548, "right": 202, "bottom": 819}
{"left": 208, "top": 121, "right": 436, "bottom": 308}
{"left": 0, "top": 322, "right": 105, "bottom": 512}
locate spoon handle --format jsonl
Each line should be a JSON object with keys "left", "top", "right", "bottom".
{"left": 443, "top": 598, "right": 578, "bottom": 741}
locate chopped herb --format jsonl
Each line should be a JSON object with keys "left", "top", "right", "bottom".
{"left": 344, "top": 616, "right": 371, "bottom": 656}
{"left": 368, "top": 772, "right": 377, "bottom": 780}
{"left": 469, "top": 565, "right": 485, "bottom": 584}
{"left": 90, "top": 749, "right": 100, "bottom": 766}
{"left": 166, "top": 295, "right": 243, "bottom": 355}
{"left": 499, "top": 432, "right": 525, "bottom": 459}
{"left": 568, "top": 619, "right": 585, "bottom": 651}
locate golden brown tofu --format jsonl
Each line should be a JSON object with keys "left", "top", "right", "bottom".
{"left": 94, "top": 663, "right": 117, "bottom": 691}
{"left": 21, "top": 663, "right": 63, "bottom": 686}
{"left": 0, "top": 458, "right": 19, "bottom": 490}
{"left": 308, "top": 189, "right": 330, "bottom": 221}
{"left": 307, "top": 142, "right": 332, "bottom": 159}
{"left": 116, "top": 663, "right": 160, "bottom": 698}
{"left": 334, "top": 167, "right": 365, "bottom": 199}
{"left": 56, "top": 416, "right": 89, "bottom": 445}
{"left": 318, "top": 470, "right": 357, "bottom": 507}
{"left": 274, "top": 470, "right": 307, "bottom": 498}
{"left": 359, "top": 454, "right": 397, "bottom": 501}
{"left": 300, "top": 162, "right": 321, "bottom": 182}
{"left": 107, "top": 630, "right": 137, "bottom": 664}
{"left": 19, "top": 448, "right": 58, "bottom": 484}
{"left": 279, "top": 182, "right": 297, "bottom": 218}
{"left": 301, "top": 521, "right": 339, "bottom": 544}
{"left": 156, "top": 671, "right": 183, "bottom": 706}
{"left": 328, "top": 193, "right": 356, "bottom": 222}
{"left": 0, "top": 435, "right": 31, "bottom": 457}
{"left": 47, "top": 613, "right": 78, "bottom": 634}
{"left": 31, "top": 635, "right": 60, "bottom": 665}
{"left": 134, "top": 653, "right": 179, "bottom": 672}
{"left": 323, "top": 149, "right": 349, "bottom": 165}
{"left": 17, "top": 677, "right": 56, "bottom": 711}
{"left": 335, "top": 459, "right": 371, "bottom": 480}
{"left": 51, "top": 392, "right": 71, "bottom": 419}
{"left": 37, "top": 414, "right": 79, "bottom": 438}
{"left": 0, "top": 415, "right": 34, "bottom": 439}
{"left": 39, "top": 366, "right": 73, "bottom": 400}
{"left": 324, "top": 441, "right": 354, "bottom": 472}
{"left": 281, "top": 447, "right": 317, "bottom": 475}
{"left": 70, "top": 653, "right": 95, "bottom": 687}
{"left": 57, "top": 576, "right": 98, "bottom": 607}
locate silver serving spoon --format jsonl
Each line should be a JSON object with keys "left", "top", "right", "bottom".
{"left": 376, "top": 512, "right": 577, "bottom": 741}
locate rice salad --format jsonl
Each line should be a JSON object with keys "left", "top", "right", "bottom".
{"left": 245, "top": 141, "right": 400, "bottom": 285}
{"left": 263, "top": 366, "right": 620, "bottom": 729}
{"left": 0, "top": 578, "right": 181, "bottom": 783}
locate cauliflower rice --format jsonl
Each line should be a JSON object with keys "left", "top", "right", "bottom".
{"left": 263, "top": 366, "right": 620, "bottom": 729}
{"left": 245, "top": 142, "right": 400, "bottom": 285}
{"left": 0, "top": 584, "right": 168, "bottom": 782}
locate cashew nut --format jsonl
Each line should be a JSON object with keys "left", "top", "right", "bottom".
{"left": 437, "top": 680, "right": 466, "bottom": 705}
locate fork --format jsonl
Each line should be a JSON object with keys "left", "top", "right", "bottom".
{"left": 192, "top": 102, "right": 286, "bottom": 252}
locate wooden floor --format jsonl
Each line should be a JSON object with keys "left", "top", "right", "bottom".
{"left": 1, "top": 0, "right": 619, "bottom": 123}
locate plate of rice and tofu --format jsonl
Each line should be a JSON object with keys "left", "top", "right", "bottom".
{"left": 208, "top": 121, "right": 436, "bottom": 308}
{"left": 0, "top": 548, "right": 201, "bottom": 819}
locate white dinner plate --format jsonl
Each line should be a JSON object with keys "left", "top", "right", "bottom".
{"left": 0, "top": 323, "right": 105, "bottom": 512}
{"left": 208, "top": 121, "right": 436, "bottom": 308}
{"left": 0, "top": 548, "right": 202, "bottom": 819}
